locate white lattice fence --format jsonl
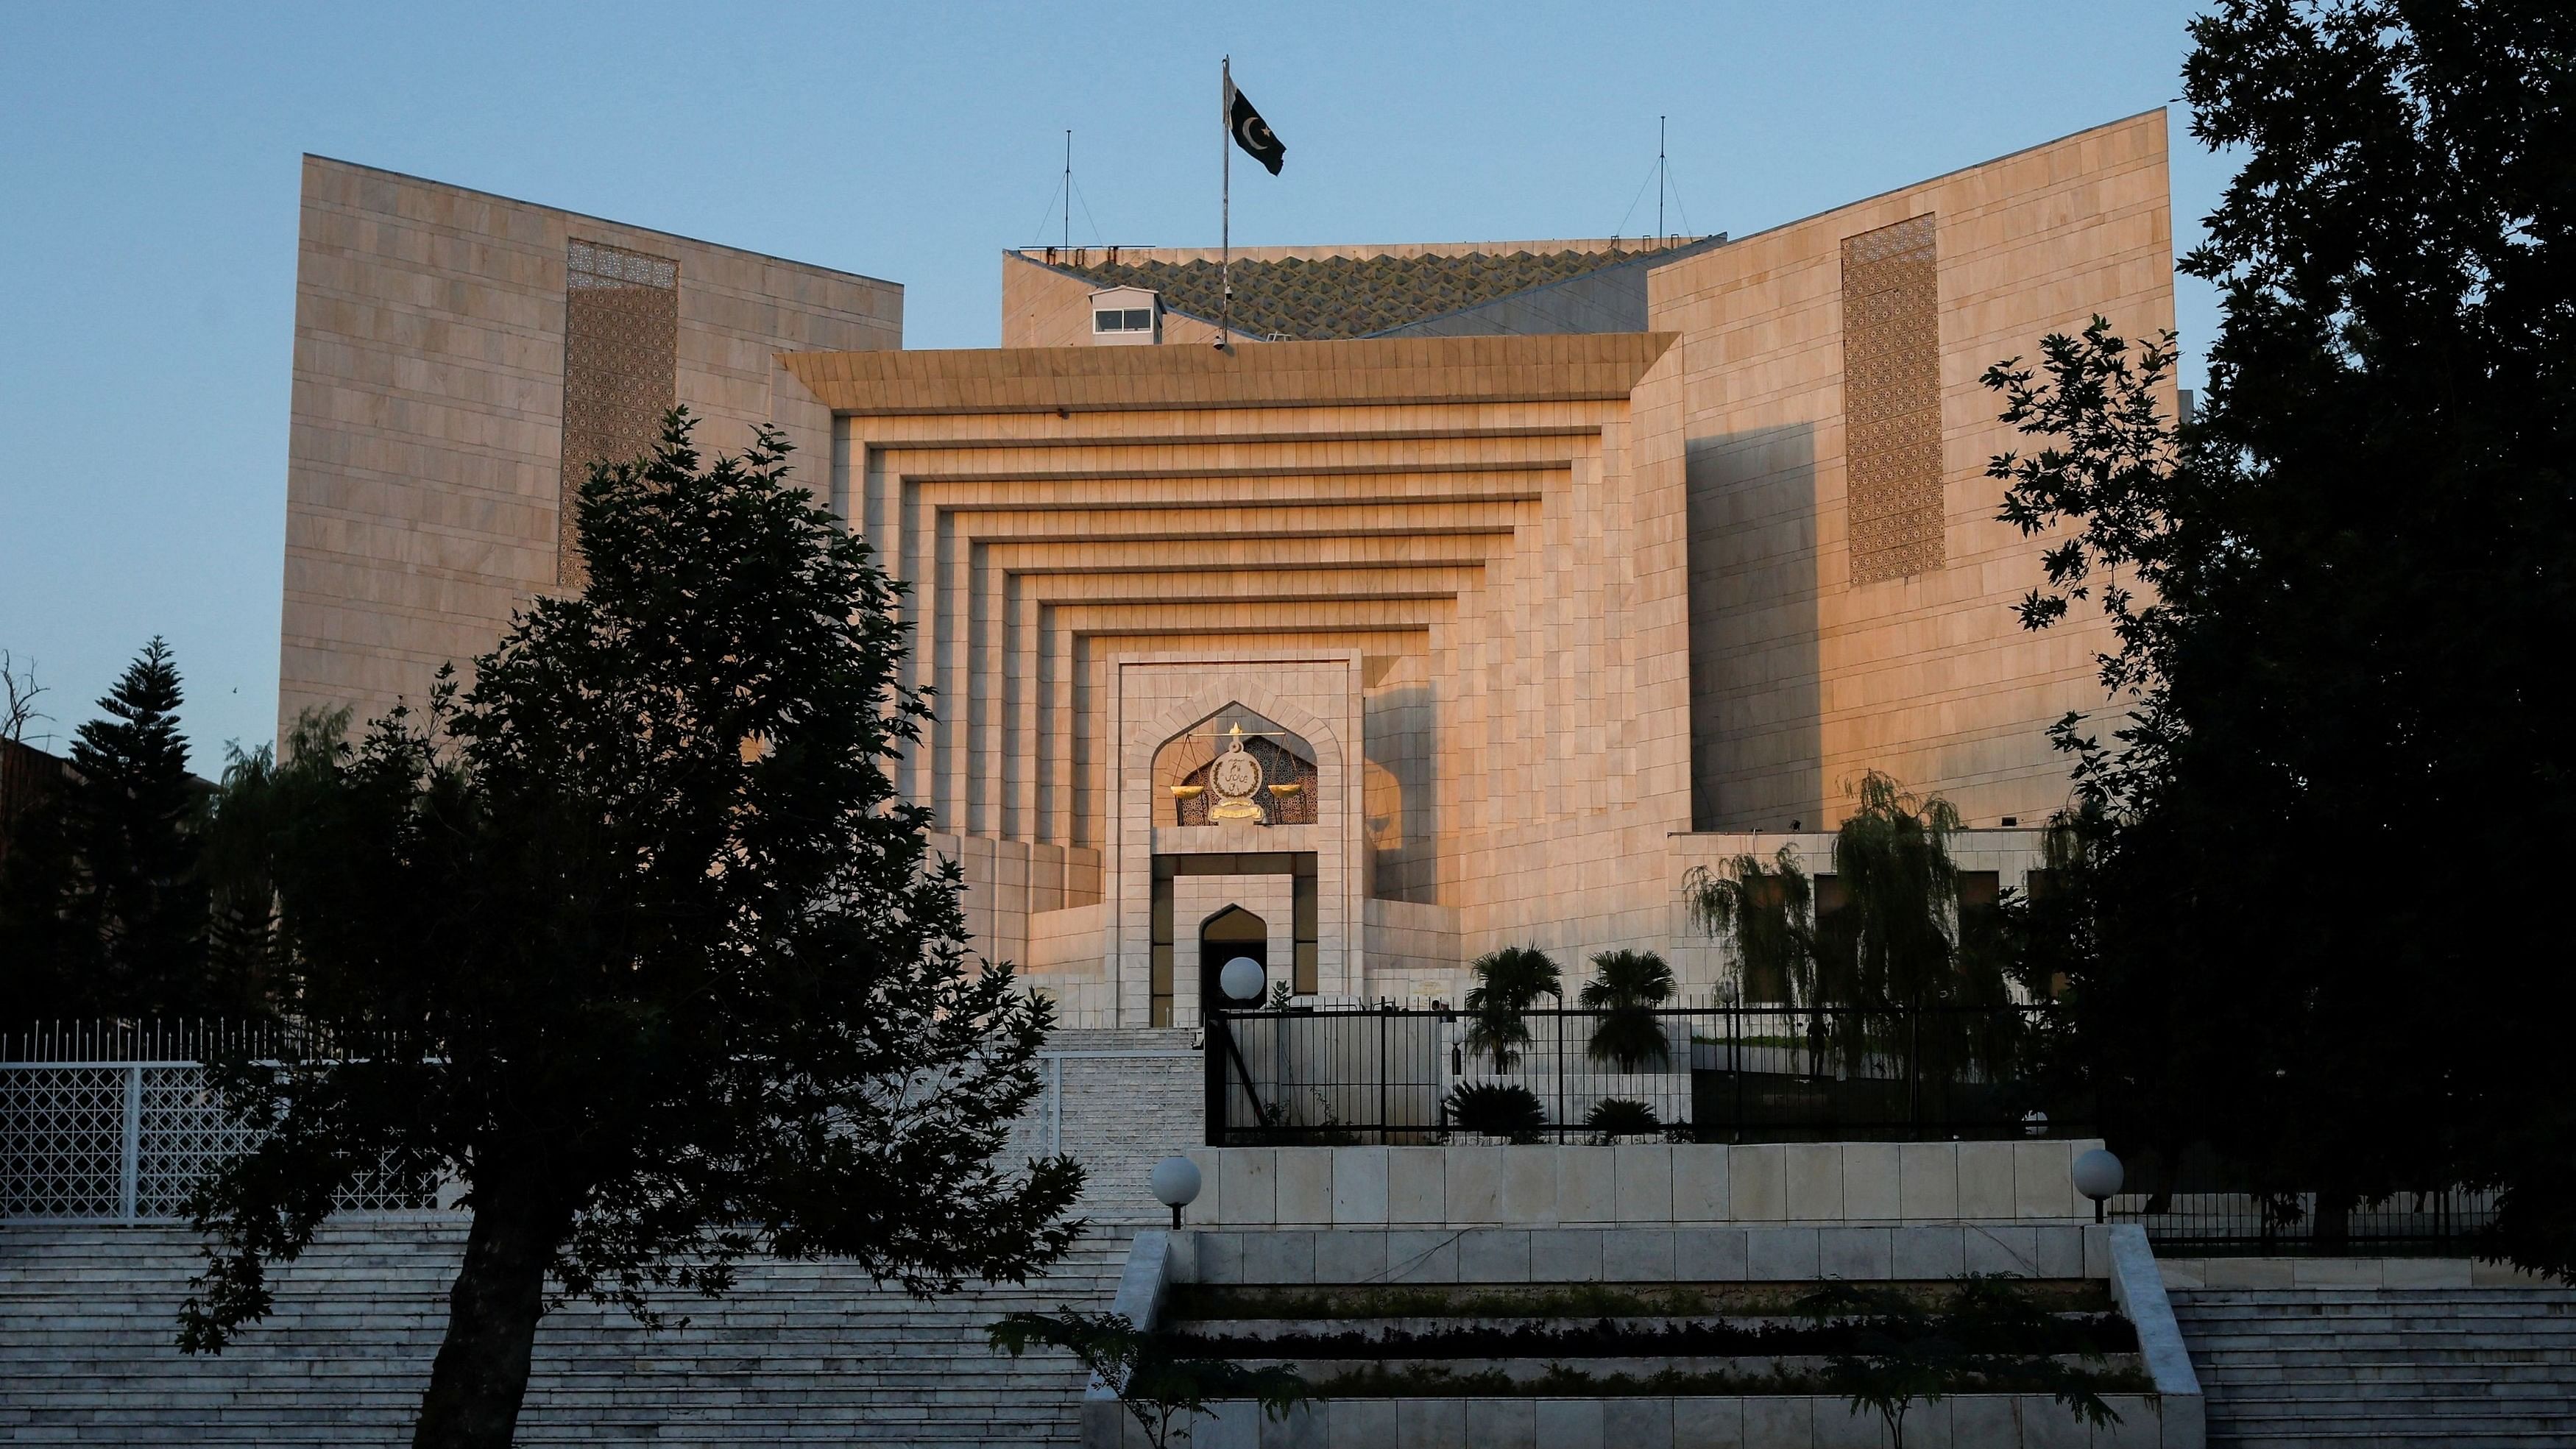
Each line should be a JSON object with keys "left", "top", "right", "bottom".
{"left": 1, "top": 1061, "right": 437, "bottom": 1224}
{"left": 1, "top": 1065, "right": 131, "bottom": 1219}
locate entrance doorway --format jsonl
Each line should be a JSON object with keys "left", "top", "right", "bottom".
{"left": 1199, "top": 906, "right": 1268, "bottom": 1015}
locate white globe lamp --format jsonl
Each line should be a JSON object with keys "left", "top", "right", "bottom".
{"left": 2073, "top": 1148, "right": 2124, "bottom": 1224}
{"left": 1219, "top": 955, "right": 1265, "bottom": 1005}
{"left": 1150, "top": 1155, "right": 1203, "bottom": 1229}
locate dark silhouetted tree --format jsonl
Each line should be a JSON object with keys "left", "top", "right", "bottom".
{"left": 1580, "top": 949, "right": 1676, "bottom": 1071}
{"left": 180, "top": 411, "right": 1085, "bottom": 1448}
{"left": 1684, "top": 845, "right": 1815, "bottom": 1005}
{"left": 1461, "top": 944, "right": 1562, "bottom": 1071}
{"left": 0, "top": 638, "right": 237, "bottom": 1019}
{"left": 1983, "top": 1, "right": 2576, "bottom": 1275}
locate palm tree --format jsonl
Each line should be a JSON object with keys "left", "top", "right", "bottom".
{"left": 1581, "top": 949, "right": 1675, "bottom": 1071}
{"left": 1461, "top": 944, "right": 1561, "bottom": 1071}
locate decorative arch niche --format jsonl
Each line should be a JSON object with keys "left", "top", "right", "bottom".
{"left": 1110, "top": 655, "right": 1365, "bottom": 1027}
{"left": 1152, "top": 704, "right": 1319, "bottom": 827}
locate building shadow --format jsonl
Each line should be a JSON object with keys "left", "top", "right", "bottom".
{"left": 1686, "top": 423, "right": 1821, "bottom": 831}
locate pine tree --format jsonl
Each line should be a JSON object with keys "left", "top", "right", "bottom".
{"left": 0, "top": 638, "right": 217, "bottom": 1020}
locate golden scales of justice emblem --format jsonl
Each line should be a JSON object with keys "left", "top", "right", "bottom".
{"left": 1170, "top": 723, "right": 1305, "bottom": 824}
{"left": 1206, "top": 725, "right": 1267, "bottom": 822}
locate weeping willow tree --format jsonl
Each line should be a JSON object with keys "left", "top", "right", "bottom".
{"left": 1461, "top": 944, "right": 1561, "bottom": 1071}
{"left": 1823, "top": 773, "right": 2016, "bottom": 1079}
{"left": 1684, "top": 845, "right": 1816, "bottom": 1005}
{"left": 1827, "top": 772, "right": 2009, "bottom": 1010}
{"left": 1685, "top": 773, "right": 2017, "bottom": 1079}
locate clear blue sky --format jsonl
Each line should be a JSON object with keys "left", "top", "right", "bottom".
{"left": 0, "top": 1, "right": 2225, "bottom": 765}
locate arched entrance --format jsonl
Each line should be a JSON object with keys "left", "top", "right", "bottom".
{"left": 1200, "top": 906, "right": 1267, "bottom": 1013}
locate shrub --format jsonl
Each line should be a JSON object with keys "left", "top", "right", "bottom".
{"left": 1585, "top": 1097, "right": 1662, "bottom": 1142}
{"left": 1445, "top": 1081, "right": 1548, "bottom": 1143}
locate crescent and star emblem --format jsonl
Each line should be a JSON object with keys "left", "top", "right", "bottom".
{"left": 1236, "top": 116, "right": 1275, "bottom": 151}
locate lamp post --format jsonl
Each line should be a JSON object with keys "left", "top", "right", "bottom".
{"left": 1150, "top": 1155, "right": 1203, "bottom": 1230}
{"left": 2073, "top": 1147, "right": 2124, "bottom": 1225}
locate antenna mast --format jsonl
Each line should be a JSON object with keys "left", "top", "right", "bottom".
{"left": 1063, "top": 130, "right": 1072, "bottom": 253}
{"left": 1657, "top": 116, "right": 1667, "bottom": 241}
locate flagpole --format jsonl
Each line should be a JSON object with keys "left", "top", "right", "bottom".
{"left": 1220, "top": 55, "right": 1232, "bottom": 350}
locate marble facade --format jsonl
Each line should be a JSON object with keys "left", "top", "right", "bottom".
{"left": 278, "top": 113, "right": 2177, "bottom": 1027}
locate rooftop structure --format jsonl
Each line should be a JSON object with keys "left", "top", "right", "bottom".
{"left": 1007, "top": 234, "right": 1724, "bottom": 341}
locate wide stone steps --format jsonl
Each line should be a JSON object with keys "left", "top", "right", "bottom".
{"left": 0, "top": 1221, "right": 1130, "bottom": 1446}
{"left": 2171, "top": 1284, "right": 2576, "bottom": 1448}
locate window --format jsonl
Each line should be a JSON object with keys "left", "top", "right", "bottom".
{"left": 1093, "top": 305, "right": 1156, "bottom": 333}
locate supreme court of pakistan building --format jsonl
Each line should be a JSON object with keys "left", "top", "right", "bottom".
{"left": 278, "top": 110, "right": 2176, "bottom": 1028}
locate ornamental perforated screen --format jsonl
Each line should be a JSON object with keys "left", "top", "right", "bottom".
{"left": 1, "top": 1066, "right": 126, "bottom": 1219}
{"left": 3, "top": 1063, "right": 439, "bottom": 1222}
{"left": 1840, "top": 214, "right": 1943, "bottom": 585}
{"left": 559, "top": 238, "right": 680, "bottom": 587}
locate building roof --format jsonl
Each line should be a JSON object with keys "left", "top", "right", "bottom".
{"left": 779, "top": 332, "right": 1677, "bottom": 415}
{"left": 1025, "top": 239, "right": 1720, "bottom": 340}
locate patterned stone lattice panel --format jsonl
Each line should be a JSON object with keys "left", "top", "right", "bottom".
{"left": 1841, "top": 213, "right": 1944, "bottom": 585}
{"left": 133, "top": 1066, "right": 261, "bottom": 1219}
{"left": 558, "top": 238, "right": 679, "bottom": 587}
{"left": 5, "top": 1064, "right": 436, "bottom": 1222}
{"left": 1, "top": 1066, "right": 126, "bottom": 1219}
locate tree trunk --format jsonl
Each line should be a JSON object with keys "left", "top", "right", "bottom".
{"left": 411, "top": 1187, "right": 570, "bottom": 1449}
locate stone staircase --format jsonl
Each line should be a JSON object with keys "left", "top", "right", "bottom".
{"left": 0, "top": 1219, "right": 1133, "bottom": 1445}
{"left": 2172, "top": 1285, "right": 2576, "bottom": 1447}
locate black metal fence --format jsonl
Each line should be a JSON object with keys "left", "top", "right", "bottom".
{"left": 1204, "top": 1002, "right": 2088, "bottom": 1146}
{"left": 2107, "top": 1188, "right": 2502, "bottom": 1256}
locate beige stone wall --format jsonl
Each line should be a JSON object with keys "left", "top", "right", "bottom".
{"left": 813, "top": 336, "right": 1694, "bottom": 1021}
{"left": 1179, "top": 1140, "right": 2101, "bottom": 1227}
{"left": 1656, "top": 111, "right": 2175, "bottom": 831}
{"left": 280, "top": 157, "right": 902, "bottom": 740}
{"left": 275, "top": 116, "right": 2176, "bottom": 1025}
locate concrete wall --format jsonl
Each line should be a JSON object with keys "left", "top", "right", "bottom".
{"left": 815, "top": 334, "right": 1691, "bottom": 1023}
{"left": 936, "top": 118, "right": 2176, "bottom": 1014}
{"left": 277, "top": 115, "right": 2176, "bottom": 1024}
{"left": 1178, "top": 1140, "right": 2100, "bottom": 1228}
{"left": 280, "top": 157, "right": 902, "bottom": 739}
{"left": 1657, "top": 111, "right": 2175, "bottom": 831}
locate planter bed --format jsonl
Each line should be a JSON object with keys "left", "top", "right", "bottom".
{"left": 1163, "top": 1313, "right": 2134, "bottom": 1360}
{"left": 1168, "top": 1278, "right": 2116, "bottom": 1322}
{"left": 1086, "top": 1391, "right": 2182, "bottom": 1448}
{"left": 1210, "top": 1354, "right": 2153, "bottom": 1392}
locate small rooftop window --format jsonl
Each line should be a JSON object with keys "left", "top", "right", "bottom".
{"left": 1094, "top": 308, "right": 1156, "bottom": 333}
